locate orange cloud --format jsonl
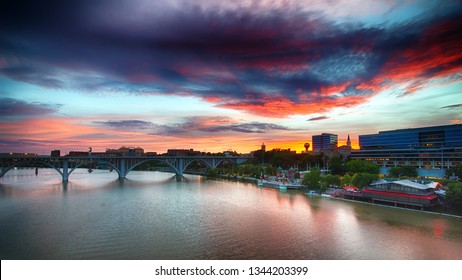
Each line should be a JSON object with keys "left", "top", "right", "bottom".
{"left": 0, "top": 117, "right": 290, "bottom": 154}
{"left": 216, "top": 93, "right": 367, "bottom": 118}
{"left": 1, "top": 115, "right": 364, "bottom": 155}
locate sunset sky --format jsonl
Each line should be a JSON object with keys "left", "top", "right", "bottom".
{"left": 1, "top": 0, "right": 461, "bottom": 154}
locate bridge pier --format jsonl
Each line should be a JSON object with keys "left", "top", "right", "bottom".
{"left": 62, "top": 159, "right": 69, "bottom": 181}
{"left": 118, "top": 159, "right": 126, "bottom": 179}
{"left": 175, "top": 158, "right": 184, "bottom": 176}
{"left": 0, "top": 155, "right": 250, "bottom": 181}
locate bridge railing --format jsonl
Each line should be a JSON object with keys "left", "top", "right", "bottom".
{"left": 0, "top": 154, "right": 252, "bottom": 181}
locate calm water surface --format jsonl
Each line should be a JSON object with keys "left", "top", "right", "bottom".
{"left": 1, "top": 169, "right": 461, "bottom": 259}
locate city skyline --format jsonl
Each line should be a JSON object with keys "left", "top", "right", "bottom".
{"left": 1, "top": 0, "right": 462, "bottom": 154}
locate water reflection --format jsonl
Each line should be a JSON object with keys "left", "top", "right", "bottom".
{"left": 432, "top": 219, "right": 446, "bottom": 239}
{"left": 0, "top": 168, "right": 462, "bottom": 260}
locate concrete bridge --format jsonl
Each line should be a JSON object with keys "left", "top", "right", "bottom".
{"left": 0, "top": 155, "right": 251, "bottom": 181}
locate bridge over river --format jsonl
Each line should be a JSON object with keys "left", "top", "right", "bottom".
{"left": 0, "top": 154, "right": 251, "bottom": 181}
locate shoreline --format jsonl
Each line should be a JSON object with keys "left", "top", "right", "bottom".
{"left": 195, "top": 171, "right": 462, "bottom": 219}
{"left": 324, "top": 195, "right": 462, "bottom": 219}
{"left": 11, "top": 168, "right": 460, "bottom": 219}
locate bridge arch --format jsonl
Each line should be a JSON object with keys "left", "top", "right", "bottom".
{"left": 183, "top": 158, "right": 213, "bottom": 171}
{"left": 213, "top": 158, "right": 239, "bottom": 168}
{"left": 124, "top": 159, "right": 180, "bottom": 177}
{"left": 0, "top": 161, "right": 32, "bottom": 178}
{"left": 93, "top": 160, "right": 124, "bottom": 179}
{"left": 0, "top": 159, "right": 86, "bottom": 181}
{"left": 0, "top": 155, "right": 251, "bottom": 182}
{"left": 182, "top": 157, "right": 240, "bottom": 173}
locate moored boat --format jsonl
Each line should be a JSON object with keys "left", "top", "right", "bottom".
{"left": 260, "top": 180, "right": 288, "bottom": 190}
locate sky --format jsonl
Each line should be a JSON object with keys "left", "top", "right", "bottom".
{"left": 1, "top": 0, "right": 461, "bottom": 154}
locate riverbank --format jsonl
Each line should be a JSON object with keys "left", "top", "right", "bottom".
{"left": 4, "top": 168, "right": 462, "bottom": 260}
{"left": 318, "top": 195, "right": 462, "bottom": 219}
{"left": 184, "top": 171, "right": 260, "bottom": 183}
{"left": 190, "top": 171, "right": 462, "bottom": 219}
{"left": 126, "top": 169, "right": 462, "bottom": 218}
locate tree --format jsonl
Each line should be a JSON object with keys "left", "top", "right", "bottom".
{"left": 321, "top": 174, "right": 340, "bottom": 187}
{"left": 445, "top": 165, "right": 462, "bottom": 179}
{"left": 264, "top": 165, "right": 276, "bottom": 176}
{"left": 352, "top": 173, "right": 378, "bottom": 189}
{"left": 341, "top": 174, "right": 354, "bottom": 186}
{"left": 299, "top": 153, "right": 321, "bottom": 171}
{"left": 330, "top": 157, "right": 346, "bottom": 176}
{"left": 207, "top": 168, "right": 218, "bottom": 177}
{"left": 302, "top": 167, "right": 321, "bottom": 190}
{"left": 446, "top": 181, "right": 462, "bottom": 212}
{"left": 388, "top": 166, "right": 417, "bottom": 178}
{"left": 346, "top": 160, "right": 380, "bottom": 174}
{"left": 388, "top": 167, "right": 401, "bottom": 178}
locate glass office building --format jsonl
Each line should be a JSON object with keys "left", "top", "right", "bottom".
{"left": 352, "top": 124, "right": 462, "bottom": 178}
{"left": 359, "top": 124, "right": 462, "bottom": 150}
{"left": 312, "top": 133, "right": 338, "bottom": 153}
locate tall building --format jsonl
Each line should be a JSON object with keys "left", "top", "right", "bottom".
{"left": 312, "top": 133, "right": 338, "bottom": 153}
{"left": 359, "top": 124, "right": 462, "bottom": 149}
{"left": 351, "top": 124, "right": 462, "bottom": 178}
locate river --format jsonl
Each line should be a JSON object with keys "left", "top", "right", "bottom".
{"left": 1, "top": 168, "right": 461, "bottom": 259}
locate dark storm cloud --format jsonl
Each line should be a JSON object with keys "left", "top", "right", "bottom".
{"left": 200, "top": 122, "right": 290, "bottom": 134}
{"left": 94, "top": 117, "right": 291, "bottom": 135}
{"left": 0, "top": 98, "right": 60, "bottom": 117}
{"left": 0, "top": 138, "right": 82, "bottom": 152}
{"left": 0, "top": 139, "right": 50, "bottom": 149}
{"left": 0, "top": 65, "right": 64, "bottom": 89}
{"left": 93, "top": 120, "right": 154, "bottom": 130}
{"left": 441, "top": 104, "right": 462, "bottom": 109}
{"left": 1, "top": 0, "right": 462, "bottom": 117}
{"left": 307, "top": 116, "right": 329, "bottom": 122}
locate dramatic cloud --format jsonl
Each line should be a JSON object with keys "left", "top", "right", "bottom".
{"left": 2, "top": 0, "right": 461, "bottom": 117}
{"left": 0, "top": 98, "right": 60, "bottom": 117}
{"left": 0, "top": 65, "right": 64, "bottom": 89}
{"left": 200, "top": 122, "right": 290, "bottom": 134}
{"left": 1, "top": 1, "right": 461, "bottom": 154}
{"left": 307, "top": 116, "right": 329, "bottom": 122}
{"left": 441, "top": 104, "right": 462, "bottom": 109}
{"left": 93, "top": 120, "right": 154, "bottom": 130}
{"left": 94, "top": 117, "right": 292, "bottom": 135}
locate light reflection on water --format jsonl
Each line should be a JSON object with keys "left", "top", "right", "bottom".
{"left": 0, "top": 168, "right": 461, "bottom": 260}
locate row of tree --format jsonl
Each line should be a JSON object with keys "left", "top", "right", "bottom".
{"left": 445, "top": 165, "right": 462, "bottom": 179}
{"left": 302, "top": 169, "right": 380, "bottom": 193}
{"left": 446, "top": 181, "right": 462, "bottom": 211}
{"left": 444, "top": 166, "right": 462, "bottom": 212}
{"left": 251, "top": 149, "right": 325, "bottom": 170}
{"left": 301, "top": 159, "right": 462, "bottom": 213}
{"left": 301, "top": 159, "right": 380, "bottom": 193}
{"left": 207, "top": 164, "right": 273, "bottom": 179}
{"left": 135, "top": 147, "right": 462, "bottom": 212}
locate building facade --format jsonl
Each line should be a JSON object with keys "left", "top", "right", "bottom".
{"left": 166, "top": 149, "right": 201, "bottom": 156}
{"left": 312, "top": 133, "right": 338, "bottom": 153}
{"left": 359, "top": 124, "right": 462, "bottom": 149}
{"left": 106, "top": 146, "right": 145, "bottom": 156}
{"left": 351, "top": 124, "right": 462, "bottom": 178}
{"left": 362, "top": 179, "right": 440, "bottom": 209}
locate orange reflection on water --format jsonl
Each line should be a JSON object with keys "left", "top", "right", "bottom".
{"left": 432, "top": 219, "right": 446, "bottom": 238}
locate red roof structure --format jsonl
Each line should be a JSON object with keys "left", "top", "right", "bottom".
{"left": 343, "top": 185, "right": 358, "bottom": 191}
{"left": 362, "top": 189, "right": 439, "bottom": 200}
